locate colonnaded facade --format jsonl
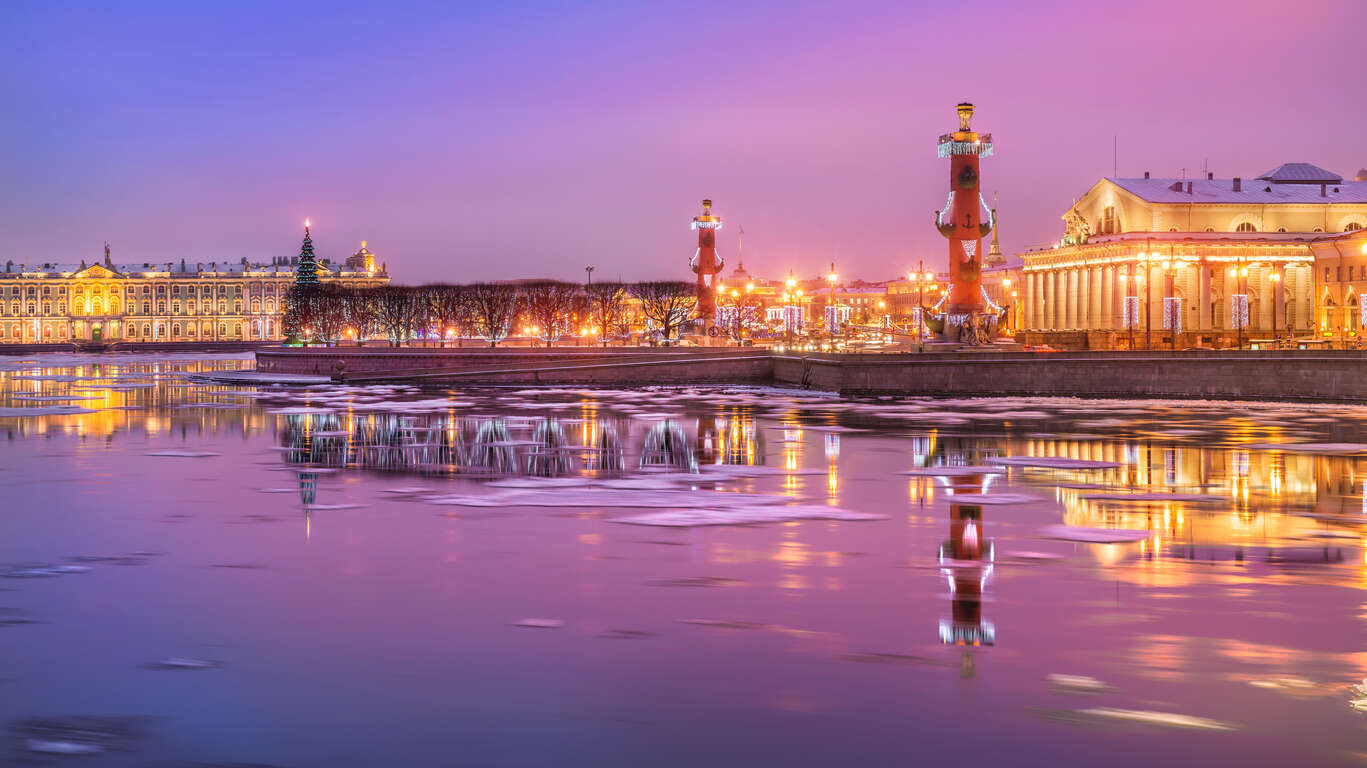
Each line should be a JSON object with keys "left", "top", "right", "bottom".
{"left": 1019, "top": 163, "right": 1367, "bottom": 347}
{"left": 0, "top": 240, "right": 388, "bottom": 345}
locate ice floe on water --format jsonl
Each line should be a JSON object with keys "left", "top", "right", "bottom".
{"left": 899, "top": 466, "right": 1004, "bottom": 477}
{"left": 1244, "top": 442, "right": 1367, "bottom": 454}
{"left": 994, "top": 457, "right": 1121, "bottom": 470}
{"left": 0, "top": 405, "right": 97, "bottom": 417}
{"left": 1037, "top": 525, "right": 1149, "bottom": 543}
{"left": 511, "top": 618, "right": 564, "bottom": 629}
{"left": 613, "top": 504, "right": 886, "bottom": 527}
{"left": 145, "top": 450, "right": 221, "bottom": 458}
{"left": 147, "top": 657, "right": 222, "bottom": 670}
{"left": 1047, "top": 674, "right": 1114, "bottom": 695}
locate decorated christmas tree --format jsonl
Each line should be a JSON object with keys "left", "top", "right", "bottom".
{"left": 294, "top": 220, "right": 320, "bottom": 288}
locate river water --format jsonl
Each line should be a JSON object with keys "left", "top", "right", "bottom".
{"left": 2, "top": 352, "right": 1366, "bottom": 766}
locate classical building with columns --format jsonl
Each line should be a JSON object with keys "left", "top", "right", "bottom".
{"left": 0, "top": 240, "right": 388, "bottom": 346}
{"left": 1019, "top": 163, "right": 1367, "bottom": 348}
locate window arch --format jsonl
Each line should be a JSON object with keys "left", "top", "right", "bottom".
{"left": 1100, "top": 206, "right": 1120, "bottom": 235}
{"left": 172, "top": 322, "right": 181, "bottom": 336}
{"left": 1346, "top": 222, "right": 1365, "bottom": 232}
{"left": 92, "top": 298, "right": 103, "bottom": 315}
{"left": 74, "top": 299, "right": 86, "bottom": 314}
{"left": 1235, "top": 222, "right": 1257, "bottom": 233}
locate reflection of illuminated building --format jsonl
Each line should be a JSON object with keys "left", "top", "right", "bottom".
{"left": 641, "top": 421, "right": 697, "bottom": 472}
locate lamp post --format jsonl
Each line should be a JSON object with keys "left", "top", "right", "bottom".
{"left": 827, "top": 264, "right": 838, "bottom": 341}
{"left": 1143, "top": 251, "right": 1153, "bottom": 350}
{"left": 585, "top": 265, "right": 595, "bottom": 286}
{"left": 1002, "top": 277, "right": 1012, "bottom": 333}
{"left": 1161, "top": 257, "right": 1180, "bottom": 351}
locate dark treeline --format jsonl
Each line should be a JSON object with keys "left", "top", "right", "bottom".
{"left": 283, "top": 280, "right": 698, "bottom": 347}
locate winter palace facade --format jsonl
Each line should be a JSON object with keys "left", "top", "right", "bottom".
{"left": 0, "top": 241, "right": 387, "bottom": 345}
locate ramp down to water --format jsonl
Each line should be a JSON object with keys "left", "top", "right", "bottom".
{"left": 252, "top": 348, "right": 1367, "bottom": 402}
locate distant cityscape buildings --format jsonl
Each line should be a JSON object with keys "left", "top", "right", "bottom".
{"left": 0, "top": 232, "right": 387, "bottom": 346}
{"left": 7, "top": 144, "right": 1367, "bottom": 349}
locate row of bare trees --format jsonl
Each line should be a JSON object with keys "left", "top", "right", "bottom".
{"left": 284, "top": 280, "right": 698, "bottom": 347}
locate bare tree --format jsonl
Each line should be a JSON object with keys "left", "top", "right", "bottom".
{"left": 631, "top": 280, "right": 697, "bottom": 344}
{"left": 467, "top": 283, "right": 519, "bottom": 347}
{"left": 341, "top": 288, "right": 381, "bottom": 345}
{"left": 521, "top": 280, "right": 579, "bottom": 347}
{"left": 375, "top": 286, "right": 424, "bottom": 346}
{"left": 425, "top": 283, "right": 472, "bottom": 347}
{"left": 586, "top": 281, "right": 627, "bottom": 347}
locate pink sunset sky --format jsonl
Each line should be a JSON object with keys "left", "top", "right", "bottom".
{"left": 4, "top": 0, "right": 1364, "bottom": 282}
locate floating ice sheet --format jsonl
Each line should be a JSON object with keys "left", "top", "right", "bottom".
{"left": 994, "top": 458, "right": 1121, "bottom": 470}
{"left": 613, "top": 504, "right": 886, "bottom": 527}
{"left": 1038, "top": 525, "right": 1149, "bottom": 543}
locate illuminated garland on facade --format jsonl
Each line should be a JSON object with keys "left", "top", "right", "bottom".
{"left": 980, "top": 285, "right": 1004, "bottom": 313}
{"left": 1162, "top": 297, "right": 1182, "bottom": 332}
{"left": 1231, "top": 294, "right": 1249, "bottom": 329}
{"left": 1122, "top": 296, "right": 1140, "bottom": 328}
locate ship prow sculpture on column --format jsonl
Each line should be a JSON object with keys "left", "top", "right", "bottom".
{"left": 932, "top": 103, "right": 1002, "bottom": 345}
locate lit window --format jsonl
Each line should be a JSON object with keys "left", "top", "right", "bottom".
{"left": 1236, "top": 222, "right": 1257, "bottom": 232}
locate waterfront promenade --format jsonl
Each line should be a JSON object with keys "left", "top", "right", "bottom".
{"left": 252, "top": 347, "right": 1367, "bottom": 402}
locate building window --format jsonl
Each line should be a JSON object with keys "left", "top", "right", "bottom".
{"left": 142, "top": 301, "right": 151, "bottom": 314}
{"left": 1326, "top": 267, "right": 1332, "bottom": 282}
{"left": 1277, "top": 227, "right": 1287, "bottom": 233}
{"left": 157, "top": 301, "right": 165, "bottom": 314}
{"left": 1235, "top": 222, "right": 1257, "bottom": 232}
{"left": 1338, "top": 267, "right": 1343, "bottom": 281}
{"left": 1100, "top": 206, "right": 1119, "bottom": 234}
{"left": 1204, "top": 227, "right": 1214, "bottom": 232}
{"left": 1347, "top": 222, "right": 1365, "bottom": 232}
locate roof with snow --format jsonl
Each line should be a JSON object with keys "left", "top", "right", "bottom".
{"left": 0, "top": 260, "right": 339, "bottom": 277}
{"left": 1107, "top": 174, "right": 1367, "bottom": 205}
{"left": 1256, "top": 163, "right": 1342, "bottom": 184}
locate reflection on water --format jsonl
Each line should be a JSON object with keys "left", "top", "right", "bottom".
{"left": 5, "top": 353, "right": 1367, "bottom": 765}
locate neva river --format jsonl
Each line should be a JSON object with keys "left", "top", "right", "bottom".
{"left": 3, "top": 352, "right": 1366, "bottom": 766}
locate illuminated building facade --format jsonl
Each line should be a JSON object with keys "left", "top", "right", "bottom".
{"left": 0, "top": 238, "right": 388, "bottom": 345}
{"left": 1020, "top": 164, "right": 1367, "bottom": 347}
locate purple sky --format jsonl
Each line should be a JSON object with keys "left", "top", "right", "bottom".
{"left": 5, "top": 0, "right": 1364, "bottom": 283}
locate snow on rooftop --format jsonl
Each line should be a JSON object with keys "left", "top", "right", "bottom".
{"left": 1108, "top": 175, "right": 1367, "bottom": 205}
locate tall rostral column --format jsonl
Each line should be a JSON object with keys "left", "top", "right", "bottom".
{"left": 690, "top": 199, "right": 724, "bottom": 322}
{"left": 935, "top": 103, "right": 995, "bottom": 342}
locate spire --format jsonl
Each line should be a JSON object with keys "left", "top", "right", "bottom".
{"left": 294, "top": 219, "right": 320, "bottom": 288}
{"left": 985, "top": 191, "right": 1006, "bottom": 268}
{"left": 103, "top": 241, "right": 111, "bottom": 266}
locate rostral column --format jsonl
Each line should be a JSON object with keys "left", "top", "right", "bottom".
{"left": 935, "top": 103, "right": 995, "bottom": 340}
{"left": 690, "top": 199, "right": 724, "bottom": 322}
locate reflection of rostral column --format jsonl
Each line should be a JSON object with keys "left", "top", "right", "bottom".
{"left": 935, "top": 103, "right": 995, "bottom": 337}
{"left": 690, "top": 199, "right": 725, "bottom": 321}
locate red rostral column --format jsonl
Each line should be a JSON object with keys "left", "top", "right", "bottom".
{"left": 935, "top": 103, "right": 995, "bottom": 339}
{"left": 690, "top": 199, "right": 724, "bottom": 321}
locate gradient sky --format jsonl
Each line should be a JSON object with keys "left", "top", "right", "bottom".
{"left": 5, "top": 0, "right": 1365, "bottom": 283}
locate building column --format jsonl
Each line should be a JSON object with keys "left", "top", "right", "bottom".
{"left": 1274, "top": 265, "right": 1287, "bottom": 335}
{"left": 1094, "top": 267, "right": 1105, "bottom": 329}
{"left": 1026, "top": 272, "right": 1038, "bottom": 330}
{"left": 1077, "top": 267, "right": 1091, "bottom": 330}
{"left": 1197, "top": 263, "right": 1212, "bottom": 331}
{"left": 1044, "top": 270, "right": 1055, "bottom": 330}
{"left": 1101, "top": 266, "right": 1115, "bottom": 330}
{"left": 1063, "top": 269, "right": 1075, "bottom": 329}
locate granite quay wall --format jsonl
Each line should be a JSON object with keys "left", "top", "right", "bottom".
{"left": 255, "top": 347, "right": 1367, "bottom": 401}
{"left": 773, "top": 350, "right": 1367, "bottom": 401}
{"left": 257, "top": 346, "right": 765, "bottom": 378}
